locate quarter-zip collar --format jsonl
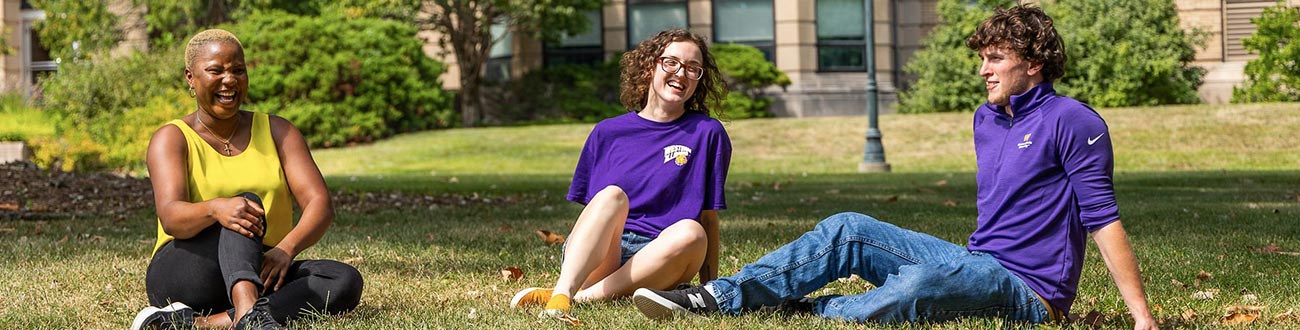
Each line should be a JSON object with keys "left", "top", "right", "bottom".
{"left": 983, "top": 83, "right": 1056, "bottom": 118}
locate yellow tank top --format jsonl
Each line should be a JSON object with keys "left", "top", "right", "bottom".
{"left": 153, "top": 112, "right": 293, "bottom": 254}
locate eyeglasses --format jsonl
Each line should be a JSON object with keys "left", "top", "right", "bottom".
{"left": 658, "top": 57, "right": 704, "bottom": 80}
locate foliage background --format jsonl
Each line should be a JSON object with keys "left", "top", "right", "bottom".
{"left": 898, "top": 0, "right": 1207, "bottom": 113}
{"left": 1232, "top": 3, "right": 1300, "bottom": 103}
{"left": 714, "top": 43, "right": 791, "bottom": 119}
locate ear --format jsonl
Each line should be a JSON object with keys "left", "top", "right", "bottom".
{"left": 1026, "top": 61, "right": 1044, "bottom": 77}
{"left": 184, "top": 68, "right": 194, "bottom": 86}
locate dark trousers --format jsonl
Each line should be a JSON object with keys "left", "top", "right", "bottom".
{"left": 145, "top": 224, "right": 363, "bottom": 324}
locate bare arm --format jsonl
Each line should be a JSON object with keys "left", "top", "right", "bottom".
{"left": 698, "top": 210, "right": 720, "bottom": 282}
{"left": 1092, "top": 220, "right": 1158, "bottom": 330}
{"left": 147, "top": 122, "right": 264, "bottom": 239}
{"left": 268, "top": 115, "right": 333, "bottom": 258}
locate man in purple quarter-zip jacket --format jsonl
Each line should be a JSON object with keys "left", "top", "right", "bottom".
{"left": 632, "top": 5, "right": 1158, "bottom": 329}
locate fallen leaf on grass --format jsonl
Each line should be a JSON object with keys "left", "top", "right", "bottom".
{"left": 342, "top": 257, "right": 364, "bottom": 265}
{"left": 1081, "top": 310, "right": 1104, "bottom": 326}
{"left": 1275, "top": 308, "right": 1299, "bottom": 322}
{"left": 501, "top": 266, "right": 524, "bottom": 281}
{"left": 1192, "top": 289, "right": 1218, "bottom": 300}
{"left": 1197, "top": 270, "right": 1213, "bottom": 281}
{"left": 1222, "top": 305, "right": 1264, "bottom": 325}
{"left": 536, "top": 230, "right": 565, "bottom": 245}
{"left": 498, "top": 224, "right": 513, "bottom": 232}
{"left": 1255, "top": 243, "right": 1300, "bottom": 256}
{"left": 884, "top": 195, "right": 899, "bottom": 203}
{"left": 1241, "top": 294, "right": 1258, "bottom": 304}
{"left": 467, "top": 307, "right": 477, "bottom": 320}
{"left": 1171, "top": 279, "right": 1187, "bottom": 289}
{"left": 553, "top": 314, "right": 583, "bottom": 326}
{"left": 934, "top": 179, "right": 949, "bottom": 187}
{"left": 1181, "top": 309, "right": 1198, "bottom": 321}
{"left": 942, "top": 200, "right": 958, "bottom": 207}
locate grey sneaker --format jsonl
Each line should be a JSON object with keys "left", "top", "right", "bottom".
{"left": 234, "top": 298, "right": 285, "bottom": 330}
{"left": 130, "top": 302, "right": 197, "bottom": 330}
{"left": 632, "top": 286, "right": 720, "bottom": 321}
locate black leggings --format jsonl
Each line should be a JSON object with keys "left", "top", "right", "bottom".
{"left": 145, "top": 220, "right": 363, "bottom": 324}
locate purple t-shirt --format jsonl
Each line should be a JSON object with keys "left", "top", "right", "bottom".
{"left": 969, "top": 83, "right": 1119, "bottom": 314}
{"left": 568, "top": 111, "right": 732, "bottom": 238}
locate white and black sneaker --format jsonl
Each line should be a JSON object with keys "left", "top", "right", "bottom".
{"left": 632, "top": 286, "right": 720, "bottom": 321}
{"left": 130, "top": 302, "right": 197, "bottom": 330}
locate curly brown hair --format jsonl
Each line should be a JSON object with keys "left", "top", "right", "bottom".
{"left": 966, "top": 5, "right": 1066, "bottom": 82}
{"left": 619, "top": 29, "right": 726, "bottom": 117}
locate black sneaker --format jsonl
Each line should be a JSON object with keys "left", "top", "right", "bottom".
{"left": 130, "top": 302, "right": 197, "bottom": 330}
{"left": 234, "top": 298, "right": 286, "bottom": 330}
{"left": 632, "top": 286, "right": 720, "bottom": 321}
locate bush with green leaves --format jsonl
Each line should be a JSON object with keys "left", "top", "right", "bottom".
{"left": 495, "top": 60, "right": 624, "bottom": 124}
{"left": 35, "top": 46, "right": 187, "bottom": 171}
{"left": 898, "top": 0, "right": 1009, "bottom": 114}
{"left": 229, "top": 12, "right": 454, "bottom": 147}
{"left": 899, "top": 0, "right": 1206, "bottom": 113}
{"left": 1233, "top": 4, "right": 1300, "bottom": 103}
{"left": 713, "top": 43, "right": 790, "bottom": 119}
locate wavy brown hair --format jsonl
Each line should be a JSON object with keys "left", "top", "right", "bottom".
{"left": 966, "top": 5, "right": 1067, "bottom": 82}
{"left": 619, "top": 29, "right": 726, "bottom": 117}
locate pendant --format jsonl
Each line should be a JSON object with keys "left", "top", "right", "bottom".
{"left": 224, "top": 143, "right": 232, "bottom": 155}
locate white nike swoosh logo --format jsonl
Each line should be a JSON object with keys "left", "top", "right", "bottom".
{"left": 1087, "top": 133, "right": 1105, "bottom": 145}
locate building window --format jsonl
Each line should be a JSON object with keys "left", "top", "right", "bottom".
{"left": 713, "top": 0, "right": 775, "bottom": 61}
{"left": 627, "top": 0, "right": 688, "bottom": 49}
{"left": 816, "top": 0, "right": 866, "bottom": 71}
{"left": 485, "top": 21, "right": 512, "bottom": 82}
{"left": 544, "top": 9, "right": 604, "bottom": 67}
{"left": 20, "top": 7, "right": 56, "bottom": 93}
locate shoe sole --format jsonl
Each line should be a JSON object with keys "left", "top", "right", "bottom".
{"left": 510, "top": 288, "right": 547, "bottom": 309}
{"left": 632, "top": 288, "right": 689, "bottom": 321}
{"left": 129, "top": 302, "right": 191, "bottom": 330}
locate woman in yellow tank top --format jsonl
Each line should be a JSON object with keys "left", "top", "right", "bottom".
{"left": 131, "top": 29, "right": 362, "bottom": 330}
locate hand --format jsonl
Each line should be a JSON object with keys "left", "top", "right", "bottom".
{"left": 1133, "top": 314, "right": 1158, "bottom": 330}
{"left": 212, "top": 196, "right": 266, "bottom": 238}
{"left": 260, "top": 247, "right": 293, "bottom": 293}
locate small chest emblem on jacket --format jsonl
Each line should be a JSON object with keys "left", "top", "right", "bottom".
{"left": 1017, "top": 133, "right": 1034, "bottom": 149}
{"left": 663, "top": 145, "right": 692, "bottom": 166}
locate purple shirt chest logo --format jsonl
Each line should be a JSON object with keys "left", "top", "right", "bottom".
{"left": 1017, "top": 133, "right": 1034, "bottom": 149}
{"left": 663, "top": 145, "right": 693, "bottom": 166}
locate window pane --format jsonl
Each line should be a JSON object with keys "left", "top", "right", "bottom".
{"left": 558, "top": 10, "right": 603, "bottom": 47}
{"left": 715, "top": 0, "right": 773, "bottom": 44}
{"left": 819, "top": 45, "right": 864, "bottom": 70}
{"left": 628, "top": 2, "right": 687, "bottom": 48}
{"left": 490, "top": 22, "right": 512, "bottom": 58}
{"left": 817, "top": 0, "right": 864, "bottom": 40}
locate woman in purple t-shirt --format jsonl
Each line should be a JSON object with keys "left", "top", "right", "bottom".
{"left": 509, "top": 29, "right": 733, "bottom": 320}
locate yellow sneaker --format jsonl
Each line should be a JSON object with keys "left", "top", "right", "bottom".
{"left": 539, "top": 293, "right": 572, "bottom": 318}
{"left": 509, "top": 287, "right": 553, "bottom": 308}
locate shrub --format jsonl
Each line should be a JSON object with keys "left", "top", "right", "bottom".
{"left": 898, "top": 0, "right": 1010, "bottom": 114}
{"left": 1047, "top": 0, "right": 1206, "bottom": 107}
{"left": 713, "top": 43, "right": 790, "bottom": 119}
{"left": 899, "top": 0, "right": 1207, "bottom": 113}
{"left": 494, "top": 60, "right": 624, "bottom": 124}
{"left": 230, "top": 12, "right": 454, "bottom": 147}
{"left": 36, "top": 46, "right": 186, "bottom": 171}
{"left": 1232, "top": 4, "right": 1300, "bottom": 103}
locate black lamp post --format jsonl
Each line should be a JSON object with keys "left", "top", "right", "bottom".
{"left": 859, "top": 0, "right": 891, "bottom": 172}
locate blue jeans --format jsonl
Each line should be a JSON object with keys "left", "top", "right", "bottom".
{"left": 707, "top": 212, "right": 1050, "bottom": 323}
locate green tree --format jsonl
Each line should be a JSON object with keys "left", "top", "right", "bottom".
{"left": 1046, "top": 0, "right": 1206, "bottom": 107}
{"left": 417, "top": 0, "right": 606, "bottom": 127}
{"left": 28, "top": 0, "right": 122, "bottom": 61}
{"left": 1232, "top": 4, "right": 1300, "bottom": 103}
{"left": 713, "top": 43, "right": 790, "bottom": 119}
{"left": 898, "top": 0, "right": 1012, "bottom": 113}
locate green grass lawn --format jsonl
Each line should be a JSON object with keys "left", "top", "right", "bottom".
{"left": 3, "top": 103, "right": 1299, "bottom": 329}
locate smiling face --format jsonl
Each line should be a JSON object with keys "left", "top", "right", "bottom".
{"left": 645, "top": 41, "right": 703, "bottom": 112}
{"left": 186, "top": 42, "right": 248, "bottom": 119}
{"left": 978, "top": 46, "right": 1043, "bottom": 108}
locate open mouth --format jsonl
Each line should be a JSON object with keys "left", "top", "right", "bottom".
{"left": 667, "top": 80, "right": 685, "bottom": 92}
{"left": 216, "top": 91, "right": 238, "bottom": 104}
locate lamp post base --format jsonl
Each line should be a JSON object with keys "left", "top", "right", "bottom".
{"left": 858, "top": 162, "right": 892, "bottom": 173}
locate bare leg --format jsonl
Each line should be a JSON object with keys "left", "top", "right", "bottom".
{"left": 552, "top": 186, "right": 630, "bottom": 299}
{"left": 197, "top": 313, "right": 232, "bottom": 329}
{"left": 573, "top": 219, "right": 707, "bottom": 302}
{"left": 229, "top": 280, "right": 258, "bottom": 324}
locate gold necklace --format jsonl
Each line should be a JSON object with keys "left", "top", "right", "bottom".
{"left": 196, "top": 113, "right": 238, "bottom": 155}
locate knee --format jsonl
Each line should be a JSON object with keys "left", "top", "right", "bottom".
{"left": 591, "top": 185, "right": 629, "bottom": 207}
{"left": 658, "top": 220, "right": 707, "bottom": 253}
{"left": 817, "top": 212, "right": 884, "bottom": 235}
{"left": 318, "top": 261, "right": 365, "bottom": 310}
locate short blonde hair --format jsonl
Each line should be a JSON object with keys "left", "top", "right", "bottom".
{"left": 184, "top": 29, "right": 244, "bottom": 70}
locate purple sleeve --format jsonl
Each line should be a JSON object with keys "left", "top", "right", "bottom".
{"left": 1056, "top": 106, "right": 1119, "bottom": 232}
{"left": 705, "top": 126, "right": 732, "bottom": 210}
{"left": 567, "top": 126, "right": 600, "bottom": 205}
